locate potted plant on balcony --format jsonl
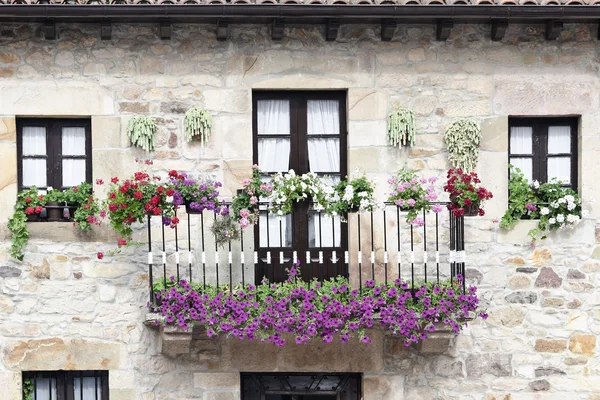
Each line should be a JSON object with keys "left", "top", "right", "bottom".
{"left": 44, "top": 188, "right": 65, "bottom": 221}
{"left": 230, "top": 164, "right": 272, "bottom": 229}
{"left": 444, "top": 168, "right": 493, "bottom": 217}
{"left": 168, "top": 170, "right": 228, "bottom": 215}
{"left": 325, "top": 171, "right": 376, "bottom": 219}
{"left": 269, "top": 169, "right": 328, "bottom": 216}
{"left": 103, "top": 160, "right": 178, "bottom": 242}
{"left": 387, "top": 166, "right": 441, "bottom": 225}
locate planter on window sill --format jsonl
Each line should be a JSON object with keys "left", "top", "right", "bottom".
{"left": 45, "top": 202, "right": 64, "bottom": 221}
{"left": 184, "top": 202, "right": 203, "bottom": 214}
{"left": 463, "top": 204, "right": 479, "bottom": 217}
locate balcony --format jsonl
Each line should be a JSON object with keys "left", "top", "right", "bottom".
{"left": 145, "top": 202, "right": 466, "bottom": 301}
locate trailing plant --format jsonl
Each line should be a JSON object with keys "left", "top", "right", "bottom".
{"left": 269, "top": 170, "right": 330, "bottom": 215}
{"left": 387, "top": 166, "right": 441, "bottom": 225}
{"left": 184, "top": 107, "right": 213, "bottom": 144}
{"left": 73, "top": 196, "right": 101, "bottom": 230}
{"left": 152, "top": 266, "right": 487, "bottom": 347}
{"left": 444, "top": 168, "right": 493, "bottom": 217}
{"left": 500, "top": 166, "right": 583, "bottom": 242}
{"left": 7, "top": 187, "right": 46, "bottom": 261}
{"left": 168, "top": 170, "right": 228, "bottom": 215}
{"left": 64, "top": 182, "right": 93, "bottom": 206}
{"left": 500, "top": 165, "right": 540, "bottom": 230}
{"left": 387, "top": 105, "right": 416, "bottom": 147}
{"left": 230, "top": 165, "right": 273, "bottom": 229}
{"left": 210, "top": 215, "right": 241, "bottom": 246}
{"left": 444, "top": 119, "right": 481, "bottom": 172}
{"left": 127, "top": 116, "right": 157, "bottom": 151}
{"left": 325, "top": 171, "right": 376, "bottom": 217}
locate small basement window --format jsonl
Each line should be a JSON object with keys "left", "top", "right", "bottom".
{"left": 22, "top": 371, "right": 108, "bottom": 400}
{"left": 241, "top": 373, "right": 361, "bottom": 400}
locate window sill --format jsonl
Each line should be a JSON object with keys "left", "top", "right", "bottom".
{"left": 23, "top": 221, "right": 118, "bottom": 243}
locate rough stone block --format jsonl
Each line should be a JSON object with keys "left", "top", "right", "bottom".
{"left": 534, "top": 339, "right": 566, "bottom": 353}
{"left": 158, "top": 326, "right": 192, "bottom": 356}
{"left": 363, "top": 375, "right": 404, "bottom": 400}
{"left": 568, "top": 334, "right": 596, "bottom": 356}
{"left": 194, "top": 373, "right": 239, "bottom": 390}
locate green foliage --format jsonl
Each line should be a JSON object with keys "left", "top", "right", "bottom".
{"left": 184, "top": 107, "right": 213, "bottom": 144}
{"left": 387, "top": 105, "right": 416, "bottom": 147}
{"left": 22, "top": 378, "right": 33, "bottom": 400}
{"left": 127, "top": 116, "right": 157, "bottom": 151}
{"left": 444, "top": 119, "right": 481, "bottom": 172}
{"left": 44, "top": 188, "right": 65, "bottom": 203}
{"left": 64, "top": 182, "right": 93, "bottom": 205}
{"left": 8, "top": 210, "right": 28, "bottom": 261}
{"left": 500, "top": 166, "right": 583, "bottom": 242}
{"left": 500, "top": 166, "right": 539, "bottom": 230}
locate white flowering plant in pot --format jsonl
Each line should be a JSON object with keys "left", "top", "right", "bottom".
{"left": 325, "top": 171, "right": 377, "bottom": 219}
{"left": 501, "top": 165, "right": 584, "bottom": 242}
{"left": 269, "top": 170, "right": 329, "bottom": 216}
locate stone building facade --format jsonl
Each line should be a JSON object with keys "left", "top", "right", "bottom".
{"left": 0, "top": 17, "right": 600, "bottom": 400}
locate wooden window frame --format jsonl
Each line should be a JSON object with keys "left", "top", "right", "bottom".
{"left": 17, "top": 118, "right": 93, "bottom": 191}
{"left": 508, "top": 117, "right": 578, "bottom": 191}
{"left": 251, "top": 91, "right": 349, "bottom": 284}
{"left": 22, "top": 371, "right": 109, "bottom": 400}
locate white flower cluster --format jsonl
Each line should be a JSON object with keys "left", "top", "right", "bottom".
{"left": 544, "top": 193, "right": 582, "bottom": 230}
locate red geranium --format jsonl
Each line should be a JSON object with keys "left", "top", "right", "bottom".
{"left": 444, "top": 169, "right": 492, "bottom": 217}
{"left": 133, "top": 191, "right": 143, "bottom": 200}
{"left": 35, "top": 206, "right": 43, "bottom": 214}
{"left": 25, "top": 207, "right": 34, "bottom": 215}
{"left": 25, "top": 196, "right": 32, "bottom": 203}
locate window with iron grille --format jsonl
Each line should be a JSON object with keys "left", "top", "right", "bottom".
{"left": 22, "top": 371, "right": 108, "bottom": 400}
{"left": 508, "top": 117, "right": 578, "bottom": 190}
{"left": 17, "top": 118, "right": 92, "bottom": 191}
{"left": 241, "top": 373, "right": 361, "bottom": 400}
{"left": 252, "top": 91, "right": 348, "bottom": 283}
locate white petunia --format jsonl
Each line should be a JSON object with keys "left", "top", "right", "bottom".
{"left": 558, "top": 198, "right": 566, "bottom": 204}
{"left": 532, "top": 180, "right": 540, "bottom": 189}
{"left": 540, "top": 207, "right": 550, "bottom": 215}
{"left": 567, "top": 202, "right": 576, "bottom": 211}
{"left": 556, "top": 214, "right": 565, "bottom": 223}
{"left": 549, "top": 218, "right": 556, "bottom": 225}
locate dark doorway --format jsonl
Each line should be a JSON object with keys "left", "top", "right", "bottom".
{"left": 241, "top": 373, "right": 361, "bottom": 400}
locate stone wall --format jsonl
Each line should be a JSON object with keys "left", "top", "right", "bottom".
{"left": 1, "top": 22, "right": 600, "bottom": 399}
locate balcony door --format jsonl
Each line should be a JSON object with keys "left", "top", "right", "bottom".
{"left": 252, "top": 91, "right": 348, "bottom": 284}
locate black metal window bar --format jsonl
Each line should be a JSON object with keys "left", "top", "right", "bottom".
{"left": 241, "top": 373, "right": 361, "bottom": 400}
{"left": 146, "top": 203, "right": 465, "bottom": 304}
{"left": 22, "top": 371, "right": 109, "bottom": 400}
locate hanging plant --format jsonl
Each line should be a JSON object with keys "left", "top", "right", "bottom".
{"left": 184, "top": 107, "right": 213, "bottom": 144}
{"left": 127, "top": 116, "right": 157, "bottom": 152}
{"left": 210, "top": 215, "right": 241, "bottom": 247}
{"left": 444, "top": 119, "right": 481, "bottom": 172}
{"left": 387, "top": 105, "right": 416, "bottom": 147}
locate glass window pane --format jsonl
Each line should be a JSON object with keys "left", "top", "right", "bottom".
{"left": 258, "top": 138, "right": 290, "bottom": 173}
{"left": 308, "top": 212, "right": 341, "bottom": 248}
{"left": 510, "top": 127, "right": 532, "bottom": 154}
{"left": 63, "top": 159, "right": 86, "bottom": 187}
{"left": 22, "top": 126, "right": 46, "bottom": 155}
{"left": 34, "top": 377, "right": 57, "bottom": 400}
{"left": 308, "top": 138, "right": 340, "bottom": 173}
{"left": 62, "top": 127, "right": 86, "bottom": 156}
{"left": 23, "top": 159, "right": 47, "bottom": 187}
{"left": 307, "top": 100, "right": 340, "bottom": 135}
{"left": 259, "top": 211, "right": 292, "bottom": 247}
{"left": 257, "top": 100, "right": 290, "bottom": 135}
{"left": 548, "top": 126, "right": 571, "bottom": 154}
{"left": 74, "top": 376, "right": 102, "bottom": 400}
{"left": 510, "top": 157, "right": 532, "bottom": 182}
{"left": 548, "top": 157, "right": 571, "bottom": 184}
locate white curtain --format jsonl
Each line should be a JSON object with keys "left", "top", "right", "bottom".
{"left": 22, "top": 126, "right": 47, "bottom": 187}
{"left": 307, "top": 100, "right": 339, "bottom": 135}
{"left": 307, "top": 100, "right": 341, "bottom": 248}
{"left": 257, "top": 100, "right": 292, "bottom": 247}
{"left": 510, "top": 126, "right": 533, "bottom": 182}
{"left": 34, "top": 378, "right": 57, "bottom": 400}
{"left": 547, "top": 126, "right": 571, "bottom": 184}
{"left": 74, "top": 376, "right": 102, "bottom": 400}
{"left": 62, "top": 127, "right": 86, "bottom": 187}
